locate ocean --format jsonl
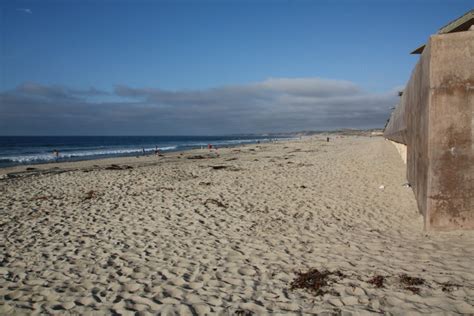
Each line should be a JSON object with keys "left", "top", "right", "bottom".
{"left": 0, "top": 135, "right": 287, "bottom": 168}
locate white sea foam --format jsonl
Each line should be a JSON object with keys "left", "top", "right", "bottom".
{"left": 0, "top": 146, "right": 178, "bottom": 163}
{"left": 187, "top": 138, "right": 272, "bottom": 147}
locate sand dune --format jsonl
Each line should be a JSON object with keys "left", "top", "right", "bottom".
{"left": 1, "top": 136, "right": 473, "bottom": 315}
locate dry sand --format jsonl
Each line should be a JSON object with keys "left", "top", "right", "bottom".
{"left": 0, "top": 136, "right": 473, "bottom": 315}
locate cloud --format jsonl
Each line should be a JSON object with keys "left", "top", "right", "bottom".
{"left": 13, "top": 82, "right": 109, "bottom": 100}
{"left": 0, "top": 78, "right": 398, "bottom": 135}
{"left": 17, "top": 8, "right": 32, "bottom": 14}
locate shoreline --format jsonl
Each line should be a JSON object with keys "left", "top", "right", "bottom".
{"left": 0, "top": 130, "right": 381, "bottom": 170}
{"left": 0, "top": 135, "right": 297, "bottom": 170}
{"left": 0, "top": 137, "right": 297, "bottom": 177}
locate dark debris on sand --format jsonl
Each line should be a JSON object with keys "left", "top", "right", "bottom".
{"left": 441, "top": 282, "right": 461, "bottom": 292}
{"left": 368, "top": 275, "right": 385, "bottom": 288}
{"left": 105, "top": 164, "right": 133, "bottom": 170}
{"left": 400, "top": 274, "right": 425, "bottom": 286}
{"left": 187, "top": 155, "right": 206, "bottom": 159}
{"left": 210, "top": 165, "right": 242, "bottom": 172}
{"left": 235, "top": 310, "right": 253, "bottom": 316}
{"left": 83, "top": 190, "right": 96, "bottom": 201}
{"left": 290, "top": 268, "right": 345, "bottom": 296}
{"left": 405, "top": 286, "right": 421, "bottom": 294}
{"left": 211, "top": 165, "right": 228, "bottom": 170}
{"left": 157, "top": 187, "right": 174, "bottom": 191}
{"left": 204, "top": 198, "right": 228, "bottom": 208}
{"left": 400, "top": 274, "right": 425, "bottom": 294}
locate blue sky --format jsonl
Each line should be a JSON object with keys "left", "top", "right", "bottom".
{"left": 0, "top": 0, "right": 472, "bottom": 135}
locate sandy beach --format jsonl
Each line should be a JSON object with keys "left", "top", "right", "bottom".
{"left": 1, "top": 135, "right": 473, "bottom": 315}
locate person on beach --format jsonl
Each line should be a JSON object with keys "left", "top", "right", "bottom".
{"left": 327, "top": 137, "right": 330, "bottom": 142}
{"left": 52, "top": 149, "right": 59, "bottom": 162}
{"left": 142, "top": 148, "right": 146, "bottom": 156}
{"left": 208, "top": 144, "right": 213, "bottom": 151}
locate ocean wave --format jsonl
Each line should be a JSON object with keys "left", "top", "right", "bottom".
{"left": 0, "top": 145, "right": 178, "bottom": 163}
{"left": 0, "top": 136, "right": 291, "bottom": 167}
{"left": 184, "top": 138, "right": 273, "bottom": 147}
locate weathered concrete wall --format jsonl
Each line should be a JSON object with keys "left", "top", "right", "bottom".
{"left": 384, "top": 100, "right": 407, "bottom": 145}
{"left": 404, "top": 42, "right": 432, "bottom": 224}
{"left": 384, "top": 29, "right": 473, "bottom": 231}
{"left": 427, "top": 31, "right": 474, "bottom": 230}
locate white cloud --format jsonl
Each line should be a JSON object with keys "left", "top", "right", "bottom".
{"left": 0, "top": 78, "right": 398, "bottom": 135}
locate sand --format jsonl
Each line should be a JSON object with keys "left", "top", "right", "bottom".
{"left": 0, "top": 135, "right": 473, "bottom": 315}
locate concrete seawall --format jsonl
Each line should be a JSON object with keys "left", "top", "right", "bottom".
{"left": 389, "top": 141, "right": 407, "bottom": 164}
{"left": 384, "top": 16, "right": 473, "bottom": 231}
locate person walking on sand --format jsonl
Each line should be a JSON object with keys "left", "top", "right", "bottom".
{"left": 208, "top": 144, "right": 212, "bottom": 151}
{"left": 142, "top": 148, "right": 146, "bottom": 156}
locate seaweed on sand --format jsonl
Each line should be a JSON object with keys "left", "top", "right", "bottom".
{"left": 400, "top": 274, "right": 425, "bottom": 294}
{"left": 290, "top": 268, "right": 344, "bottom": 296}
{"left": 441, "top": 282, "right": 461, "bottom": 292}
{"left": 405, "top": 286, "right": 421, "bottom": 294}
{"left": 105, "top": 164, "right": 133, "bottom": 170}
{"left": 368, "top": 275, "right": 385, "bottom": 288}
{"left": 400, "top": 274, "right": 425, "bottom": 286}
